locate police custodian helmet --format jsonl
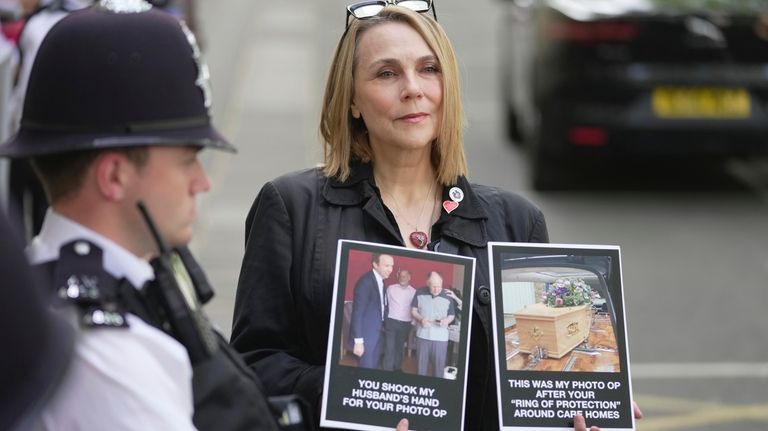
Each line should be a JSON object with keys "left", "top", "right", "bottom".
{"left": 0, "top": 0, "right": 235, "bottom": 158}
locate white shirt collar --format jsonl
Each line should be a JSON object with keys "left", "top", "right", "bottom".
{"left": 27, "top": 209, "right": 155, "bottom": 289}
{"left": 372, "top": 269, "right": 384, "bottom": 288}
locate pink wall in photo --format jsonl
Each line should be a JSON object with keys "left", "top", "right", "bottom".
{"left": 344, "top": 249, "right": 460, "bottom": 301}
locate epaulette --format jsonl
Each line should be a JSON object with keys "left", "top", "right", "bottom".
{"left": 52, "top": 240, "right": 130, "bottom": 329}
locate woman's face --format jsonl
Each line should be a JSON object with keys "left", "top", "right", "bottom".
{"left": 351, "top": 21, "right": 443, "bottom": 155}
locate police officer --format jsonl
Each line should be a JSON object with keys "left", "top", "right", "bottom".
{"left": 0, "top": 1, "right": 308, "bottom": 429}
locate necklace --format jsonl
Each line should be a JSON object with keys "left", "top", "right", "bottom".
{"left": 379, "top": 179, "right": 437, "bottom": 249}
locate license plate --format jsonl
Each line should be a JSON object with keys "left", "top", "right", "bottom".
{"left": 652, "top": 86, "right": 750, "bottom": 119}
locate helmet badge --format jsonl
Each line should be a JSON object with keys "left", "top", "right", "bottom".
{"left": 97, "top": 0, "right": 152, "bottom": 13}
{"left": 180, "top": 22, "right": 212, "bottom": 110}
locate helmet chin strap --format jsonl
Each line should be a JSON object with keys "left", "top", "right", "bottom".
{"left": 136, "top": 200, "right": 170, "bottom": 258}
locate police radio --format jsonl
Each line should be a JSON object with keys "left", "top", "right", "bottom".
{"left": 136, "top": 201, "right": 218, "bottom": 364}
{"left": 138, "top": 201, "right": 316, "bottom": 431}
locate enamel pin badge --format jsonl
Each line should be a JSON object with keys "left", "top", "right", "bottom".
{"left": 444, "top": 187, "right": 464, "bottom": 214}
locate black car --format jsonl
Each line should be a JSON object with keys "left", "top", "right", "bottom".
{"left": 499, "top": 0, "right": 768, "bottom": 189}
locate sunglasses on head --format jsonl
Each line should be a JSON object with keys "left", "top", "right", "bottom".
{"left": 345, "top": 0, "right": 437, "bottom": 30}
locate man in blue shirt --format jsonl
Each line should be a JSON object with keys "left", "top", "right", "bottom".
{"left": 411, "top": 271, "right": 455, "bottom": 378}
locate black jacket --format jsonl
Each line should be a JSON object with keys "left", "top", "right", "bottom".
{"left": 231, "top": 162, "right": 549, "bottom": 431}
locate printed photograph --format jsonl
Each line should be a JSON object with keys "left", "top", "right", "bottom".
{"left": 322, "top": 240, "right": 476, "bottom": 431}
{"left": 337, "top": 247, "right": 468, "bottom": 380}
{"left": 498, "top": 254, "right": 621, "bottom": 373}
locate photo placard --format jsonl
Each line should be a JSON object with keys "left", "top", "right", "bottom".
{"left": 321, "top": 240, "right": 476, "bottom": 431}
{"left": 489, "top": 242, "right": 635, "bottom": 431}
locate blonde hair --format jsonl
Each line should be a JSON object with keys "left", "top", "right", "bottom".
{"left": 320, "top": 6, "right": 467, "bottom": 185}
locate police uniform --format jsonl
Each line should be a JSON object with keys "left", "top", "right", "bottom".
{"left": 0, "top": 1, "right": 303, "bottom": 430}
{"left": 27, "top": 210, "right": 197, "bottom": 430}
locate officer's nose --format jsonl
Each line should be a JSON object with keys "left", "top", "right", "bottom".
{"left": 192, "top": 160, "right": 211, "bottom": 194}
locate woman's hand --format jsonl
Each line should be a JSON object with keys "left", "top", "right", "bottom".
{"left": 444, "top": 289, "right": 463, "bottom": 309}
{"left": 573, "top": 415, "right": 598, "bottom": 431}
{"left": 395, "top": 418, "right": 408, "bottom": 430}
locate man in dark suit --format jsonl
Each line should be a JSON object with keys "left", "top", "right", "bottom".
{"left": 350, "top": 253, "right": 394, "bottom": 369}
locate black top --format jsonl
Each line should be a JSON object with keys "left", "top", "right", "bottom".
{"left": 231, "top": 162, "right": 549, "bottom": 431}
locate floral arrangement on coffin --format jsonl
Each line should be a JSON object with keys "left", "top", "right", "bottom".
{"left": 543, "top": 278, "right": 593, "bottom": 308}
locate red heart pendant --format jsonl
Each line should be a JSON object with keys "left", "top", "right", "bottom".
{"left": 443, "top": 200, "right": 459, "bottom": 214}
{"left": 409, "top": 231, "right": 428, "bottom": 249}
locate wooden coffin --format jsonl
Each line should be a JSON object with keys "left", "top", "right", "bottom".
{"left": 513, "top": 303, "right": 591, "bottom": 359}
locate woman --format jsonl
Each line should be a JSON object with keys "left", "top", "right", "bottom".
{"left": 231, "top": 2, "right": 634, "bottom": 430}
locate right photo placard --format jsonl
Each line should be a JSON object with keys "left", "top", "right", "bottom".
{"left": 489, "top": 242, "right": 635, "bottom": 431}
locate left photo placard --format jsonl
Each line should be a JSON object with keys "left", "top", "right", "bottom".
{"left": 321, "top": 240, "right": 476, "bottom": 431}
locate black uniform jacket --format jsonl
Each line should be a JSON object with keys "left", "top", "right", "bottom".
{"left": 231, "top": 162, "right": 549, "bottom": 431}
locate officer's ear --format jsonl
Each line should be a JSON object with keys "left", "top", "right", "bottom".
{"left": 93, "top": 151, "right": 134, "bottom": 202}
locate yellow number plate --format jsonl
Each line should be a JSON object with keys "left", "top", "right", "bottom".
{"left": 652, "top": 86, "right": 750, "bottom": 119}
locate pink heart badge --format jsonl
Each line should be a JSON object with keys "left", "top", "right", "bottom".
{"left": 443, "top": 200, "right": 459, "bottom": 214}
